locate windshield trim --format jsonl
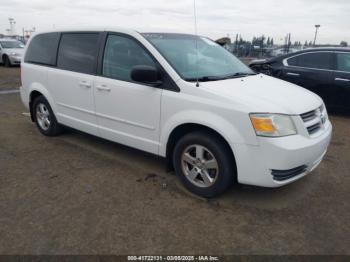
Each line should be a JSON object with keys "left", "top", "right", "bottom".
{"left": 141, "top": 33, "right": 254, "bottom": 83}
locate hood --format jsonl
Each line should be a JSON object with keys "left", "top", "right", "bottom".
{"left": 199, "top": 74, "right": 323, "bottom": 115}
{"left": 4, "top": 48, "right": 24, "bottom": 56}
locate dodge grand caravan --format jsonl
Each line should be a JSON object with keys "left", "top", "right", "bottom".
{"left": 20, "top": 28, "right": 332, "bottom": 197}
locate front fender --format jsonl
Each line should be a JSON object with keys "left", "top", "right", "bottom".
{"left": 159, "top": 109, "right": 253, "bottom": 157}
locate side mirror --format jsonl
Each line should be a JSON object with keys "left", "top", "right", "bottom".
{"left": 131, "top": 65, "right": 162, "bottom": 86}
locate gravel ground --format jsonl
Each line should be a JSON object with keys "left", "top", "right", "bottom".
{"left": 0, "top": 66, "right": 349, "bottom": 255}
{"left": 0, "top": 66, "right": 21, "bottom": 90}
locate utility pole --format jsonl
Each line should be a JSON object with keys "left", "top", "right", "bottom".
{"left": 287, "top": 33, "right": 291, "bottom": 53}
{"left": 313, "top": 25, "right": 320, "bottom": 47}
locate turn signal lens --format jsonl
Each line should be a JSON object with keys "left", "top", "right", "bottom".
{"left": 250, "top": 114, "right": 297, "bottom": 137}
{"left": 251, "top": 117, "right": 276, "bottom": 133}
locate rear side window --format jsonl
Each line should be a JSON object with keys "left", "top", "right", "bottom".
{"left": 336, "top": 53, "right": 350, "bottom": 72}
{"left": 296, "top": 52, "right": 333, "bottom": 70}
{"left": 24, "top": 33, "right": 60, "bottom": 65}
{"left": 57, "top": 33, "right": 99, "bottom": 74}
{"left": 286, "top": 56, "right": 299, "bottom": 66}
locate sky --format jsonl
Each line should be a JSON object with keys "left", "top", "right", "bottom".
{"left": 0, "top": 0, "right": 349, "bottom": 45}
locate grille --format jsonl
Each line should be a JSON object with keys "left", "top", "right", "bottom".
{"left": 300, "top": 106, "right": 326, "bottom": 136}
{"left": 271, "top": 165, "right": 308, "bottom": 181}
{"left": 307, "top": 123, "right": 322, "bottom": 135}
{"left": 301, "top": 110, "right": 318, "bottom": 122}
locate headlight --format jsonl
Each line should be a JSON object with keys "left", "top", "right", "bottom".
{"left": 10, "top": 52, "right": 18, "bottom": 56}
{"left": 250, "top": 113, "right": 297, "bottom": 137}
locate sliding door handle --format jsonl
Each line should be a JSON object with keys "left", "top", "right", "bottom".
{"left": 335, "top": 78, "right": 350, "bottom": 82}
{"left": 96, "top": 85, "right": 111, "bottom": 92}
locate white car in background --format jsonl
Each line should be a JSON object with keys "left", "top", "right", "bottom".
{"left": 0, "top": 39, "right": 24, "bottom": 66}
{"left": 20, "top": 28, "right": 332, "bottom": 197}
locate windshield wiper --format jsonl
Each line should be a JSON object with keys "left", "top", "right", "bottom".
{"left": 224, "top": 72, "right": 257, "bottom": 79}
{"left": 185, "top": 72, "right": 257, "bottom": 82}
{"left": 185, "top": 76, "right": 227, "bottom": 82}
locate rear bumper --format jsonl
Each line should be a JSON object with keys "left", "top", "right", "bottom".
{"left": 20, "top": 86, "right": 30, "bottom": 110}
{"left": 233, "top": 122, "right": 332, "bottom": 187}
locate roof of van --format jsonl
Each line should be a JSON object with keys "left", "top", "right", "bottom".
{"left": 30, "top": 27, "right": 139, "bottom": 34}
{"left": 29, "top": 28, "right": 200, "bottom": 38}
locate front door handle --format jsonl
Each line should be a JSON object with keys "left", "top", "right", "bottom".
{"left": 96, "top": 84, "right": 111, "bottom": 92}
{"left": 335, "top": 78, "right": 350, "bottom": 82}
{"left": 286, "top": 72, "right": 300, "bottom": 77}
{"left": 79, "top": 81, "right": 91, "bottom": 88}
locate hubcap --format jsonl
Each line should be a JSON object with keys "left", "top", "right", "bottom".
{"left": 36, "top": 103, "right": 51, "bottom": 131}
{"left": 181, "top": 145, "right": 219, "bottom": 188}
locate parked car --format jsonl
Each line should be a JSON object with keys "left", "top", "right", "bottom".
{"left": 269, "top": 47, "right": 300, "bottom": 57}
{"left": 20, "top": 29, "right": 332, "bottom": 197}
{"left": 249, "top": 48, "right": 350, "bottom": 112}
{"left": 0, "top": 39, "right": 24, "bottom": 66}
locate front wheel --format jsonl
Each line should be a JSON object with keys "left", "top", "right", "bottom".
{"left": 173, "top": 131, "right": 236, "bottom": 198}
{"left": 3, "top": 55, "right": 11, "bottom": 67}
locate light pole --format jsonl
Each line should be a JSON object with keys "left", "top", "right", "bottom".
{"left": 8, "top": 18, "right": 16, "bottom": 36}
{"left": 313, "top": 25, "right": 320, "bottom": 47}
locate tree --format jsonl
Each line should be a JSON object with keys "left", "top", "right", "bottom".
{"left": 271, "top": 38, "right": 274, "bottom": 46}
{"left": 309, "top": 41, "right": 313, "bottom": 46}
{"left": 267, "top": 37, "right": 271, "bottom": 46}
{"left": 304, "top": 41, "right": 308, "bottom": 47}
{"left": 340, "top": 41, "right": 348, "bottom": 47}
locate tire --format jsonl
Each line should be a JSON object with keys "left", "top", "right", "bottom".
{"left": 3, "top": 55, "right": 11, "bottom": 67}
{"left": 173, "top": 131, "right": 236, "bottom": 198}
{"left": 32, "top": 95, "right": 63, "bottom": 136}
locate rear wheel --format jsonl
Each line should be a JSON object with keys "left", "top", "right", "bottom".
{"left": 3, "top": 55, "right": 11, "bottom": 67}
{"left": 33, "top": 96, "right": 63, "bottom": 136}
{"left": 173, "top": 131, "right": 235, "bottom": 198}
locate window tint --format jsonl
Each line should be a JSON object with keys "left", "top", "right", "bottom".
{"left": 24, "top": 33, "right": 60, "bottom": 65}
{"left": 336, "top": 53, "right": 350, "bottom": 72}
{"left": 57, "top": 33, "right": 99, "bottom": 74}
{"left": 297, "top": 52, "right": 333, "bottom": 70}
{"left": 102, "top": 35, "right": 156, "bottom": 82}
{"left": 287, "top": 56, "right": 299, "bottom": 66}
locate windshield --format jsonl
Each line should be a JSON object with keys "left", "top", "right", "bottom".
{"left": 142, "top": 33, "right": 254, "bottom": 81}
{"left": 0, "top": 41, "right": 24, "bottom": 49}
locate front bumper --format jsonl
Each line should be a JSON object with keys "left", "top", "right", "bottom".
{"left": 233, "top": 121, "right": 332, "bottom": 187}
{"left": 9, "top": 55, "right": 22, "bottom": 64}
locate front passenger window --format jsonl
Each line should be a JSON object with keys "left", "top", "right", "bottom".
{"left": 103, "top": 35, "right": 156, "bottom": 82}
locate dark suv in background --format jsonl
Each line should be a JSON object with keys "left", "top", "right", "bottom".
{"left": 249, "top": 48, "right": 350, "bottom": 112}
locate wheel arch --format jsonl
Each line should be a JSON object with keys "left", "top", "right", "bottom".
{"left": 164, "top": 122, "right": 237, "bottom": 177}
{"left": 28, "top": 85, "right": 56, "bottom": 122}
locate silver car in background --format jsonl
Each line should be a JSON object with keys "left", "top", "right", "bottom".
{"left": 0, "top": 39, "right": 24, "bottom": 67}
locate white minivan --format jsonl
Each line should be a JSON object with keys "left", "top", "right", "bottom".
{"left": 20, "top": 28, "right": 332, "bottom": 197}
